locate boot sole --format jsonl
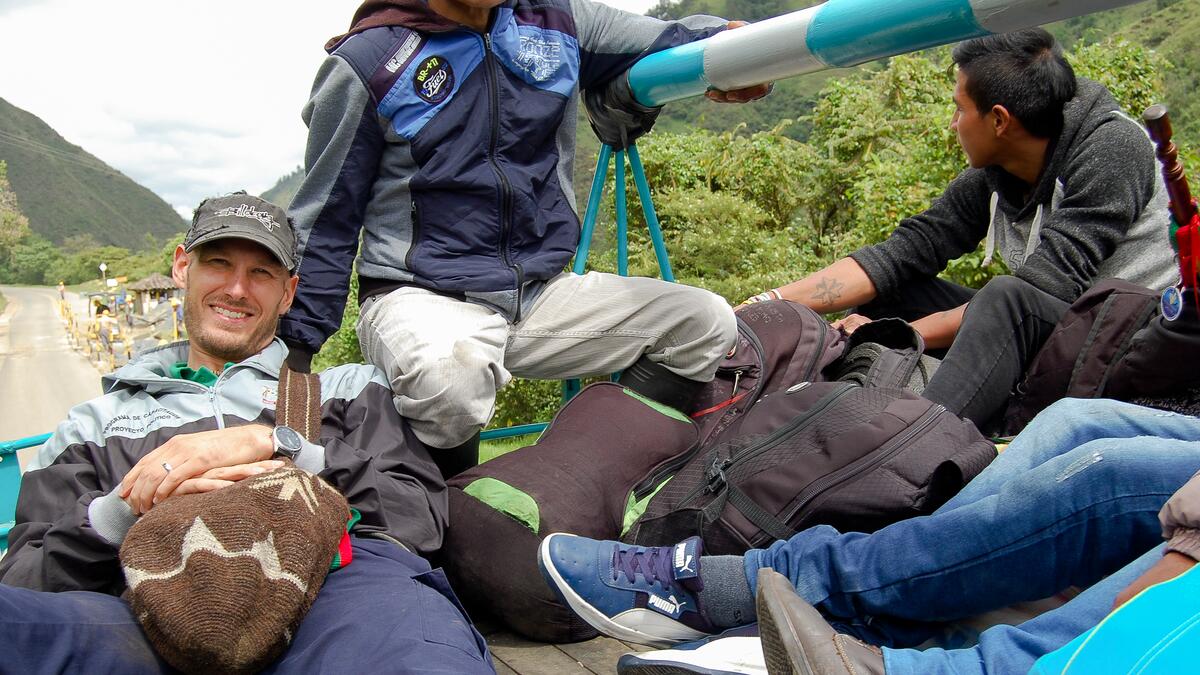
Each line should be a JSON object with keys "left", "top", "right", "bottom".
{"left": 619, "top": 660, "right": 746, "bottom": 675}
{"left": 755, "top": 571, "right": 815, "bottom": 675}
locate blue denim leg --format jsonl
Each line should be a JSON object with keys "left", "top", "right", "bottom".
{"left": 268, "top": 537, "right": 493, "bottom": 674}
{"left": 942, "top": 398, "right": 1200, "bottom": 512}
{"left": 0, "top": 583, "right": 170, "bottom": 674}
{"left": 883, "top": 545, "right": 1164, "bottom": 675}
{"left": 0, "top": 538, "right": 492, "bottom": 675}
{"left": 743, "top": 437, "right": 1200, "bottom": 646}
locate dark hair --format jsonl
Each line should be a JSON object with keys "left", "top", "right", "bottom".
{"left": 951, "top": 28, "right": 1076, "bottom": 139}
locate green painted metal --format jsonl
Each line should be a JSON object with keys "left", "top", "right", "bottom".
{"left": 480, "top": 423, "right": 548, "bottom": 441}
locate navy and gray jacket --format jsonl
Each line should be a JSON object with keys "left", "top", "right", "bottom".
{"left": 279, "top": 0, "right": 726, "bottom": 359}
{"left": 0, "top": 340, "right": 447, "bottom": 594}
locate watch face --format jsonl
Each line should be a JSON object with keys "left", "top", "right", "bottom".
{"left": 276, "top": 426, "right": 303, "bottom": 451}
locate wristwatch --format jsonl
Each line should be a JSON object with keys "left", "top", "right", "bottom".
{"left": 271, "top": 425, "right": 304, "bottom": 461}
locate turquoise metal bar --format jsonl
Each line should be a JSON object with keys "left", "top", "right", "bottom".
{"left": 627, "top": 41, "right": 710, "bottom": 120}
{"left": 628, "top": 145, "right": 675, "bottom": 282}
{"left": 0, "top": 434, "right": 42, "bottom": 549}
{"left": 615, "top": 150, "right": 629, "bottom": 276}
{"left": 574, "top": 144, "right": 613, "bottom": 274}
{"left": 626, "top": 0, "right": 1146, "bottom": 106}
{"left": 481, "top": 423, "right": 548, "bottom": 441}
{"left": 806, "top": 0, "right": 983, "bottom": 67}
{"left": 0, "top": 433, "right": 51, "bottom": 455}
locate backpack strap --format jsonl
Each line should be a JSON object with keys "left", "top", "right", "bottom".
{"left": 726, "top": 485, "right": 796, "bottom": 543}
{"left": 277, "top": 366, "right": 322, "bottom": 442}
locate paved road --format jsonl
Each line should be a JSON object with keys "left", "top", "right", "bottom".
{"left": 0, "top": 286, "right": 102, "bottom": 470}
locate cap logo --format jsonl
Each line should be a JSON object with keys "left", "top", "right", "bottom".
{"left": 214, "top": 204, "right": 281, "bottom": 232}
{"left": 414, "top": 55, "right": 454, "bottom": 104}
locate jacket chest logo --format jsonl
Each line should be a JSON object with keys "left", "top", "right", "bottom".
{"left": 514, "top": 35, "right": 561, "bottom": 81}
{"left": 414, "top": 55, "right": 454, "bottom": 104}
{"left": 103, "top": 407, "right": 182, "bottom": 436}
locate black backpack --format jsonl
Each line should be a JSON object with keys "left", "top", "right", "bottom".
{"left": 691, "top": 300, "right": 846, "bottom": 445}
{"left": 828, "top": 318, "right": 940, "bottom": 393}
{"left": 1002, "top": 279, "right": 1160, "bottom": 434}
{"left": 624, "top": 381, "right": 996, "bottom": 554}
{"left": 1003, "top": 280, "right": 1200, "bottom": 434}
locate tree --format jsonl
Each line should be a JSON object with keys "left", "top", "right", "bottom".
{"left": 0, "top": 162, "right": 33, "bottom": 271}
{"left": 8, "top": 236, "right": 62, "bottom": 285}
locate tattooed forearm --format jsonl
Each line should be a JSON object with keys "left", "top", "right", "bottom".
{"left": 811, "top": 277, "right": 845, "bottom": 308}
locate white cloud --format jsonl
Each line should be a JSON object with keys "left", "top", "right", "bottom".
{"left": 0, "top": 0, "right": 658, "bottom": 215}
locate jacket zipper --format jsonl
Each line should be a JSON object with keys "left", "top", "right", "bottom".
{"left": 785, "top": 403, "right": 944, "bottom": 531}
{"left": 405, "top": 201, "right": 422, "bottom": 271}
{"left": 482, "top": 32, "right": 522, "bottom": 322}
{"left": 679, "top": 382, "right": 857, "bottom": 508}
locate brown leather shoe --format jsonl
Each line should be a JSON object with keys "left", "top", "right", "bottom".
{"left": 756, "top": 569, "right": 885, "bottom": 675}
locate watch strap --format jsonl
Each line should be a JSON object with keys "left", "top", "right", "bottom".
{"left": 277, "top": 365, "right": 322, "bottom": 442}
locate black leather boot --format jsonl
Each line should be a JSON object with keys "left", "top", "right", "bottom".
{"left": 617, "top": 355, "right": 704, "bottom": 413}
{"left": 432, "top": 431, "right": 480, "bottom": 480}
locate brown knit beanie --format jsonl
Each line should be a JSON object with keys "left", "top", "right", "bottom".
{"left": 119, "top": 464, "right": 350, "bottom": 674}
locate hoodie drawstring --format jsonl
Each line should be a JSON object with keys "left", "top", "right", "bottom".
{"left": 1024, "top": 203, "right": 1045, "bottom": 263}
{"left": 982, "top": 191, "right": 999, "bottom": 267}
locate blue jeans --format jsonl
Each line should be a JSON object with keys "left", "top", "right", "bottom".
{"left": 742, "top": 398, "right": 1200, "bottom": 675}
{"left": 0, "top": 538, "right": 494, "bottom": 674}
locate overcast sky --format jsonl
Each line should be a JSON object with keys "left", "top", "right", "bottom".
{"left": 0, "top": 0, "right": 656, "bottom": 219}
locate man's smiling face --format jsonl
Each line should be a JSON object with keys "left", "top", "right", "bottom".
{"left": 172, "top": 239, "right": 297, "bottom": 369}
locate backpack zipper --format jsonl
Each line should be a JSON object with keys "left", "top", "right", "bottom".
{"left": 694, "top": 317, "right": 766, "bottom": 421}
{"left": 799, "top": 316, "right": 830, "bottom": 381}
{"left": 783, "top": 403, "right": 944, "bottom": 532}
{"left": 631, "top": 438, "right": 703, "bottom": 499}
{"left": 679, "top": 382, "right": 857, "bottom": 508}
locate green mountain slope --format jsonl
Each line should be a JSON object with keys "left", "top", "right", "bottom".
{"left": 0, "top": 97, "right": 185, "bottom": 248}
{"left": 1115, "top": 0, "right": 1200, "bottom": 147}
{"left": 262, "top": 166, "right": 304, "bottom": 209}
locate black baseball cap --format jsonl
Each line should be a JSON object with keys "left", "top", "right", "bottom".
{"left": 185, "top": 192, "right": 296, "bottom": 272}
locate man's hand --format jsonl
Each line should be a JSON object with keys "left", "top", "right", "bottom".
{"left": 831, "top": 313, "right": 873, "bottom": 336}
{"left": 172, "top": 460, "right": 287, "bottom": 497}
{"left": 704, "top": 22, "right": 772, "bottom": 103}
{"left": 120, "top": 424, "right": 275, "bottom": 515}
{"left": 1112, "top": 551, "right": 1196, "bottom": 610}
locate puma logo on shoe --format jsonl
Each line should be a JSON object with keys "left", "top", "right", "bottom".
{"left": 673, "top": 542, "right": 696, "bottom": 575}
{"left": 648, "top": 593, "right": 686, "bottom": 618}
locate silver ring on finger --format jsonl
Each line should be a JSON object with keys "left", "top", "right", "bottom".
{"left": 162, "top": 461, "right": 173, "bottom": 473}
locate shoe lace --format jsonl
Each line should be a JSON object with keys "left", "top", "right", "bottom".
{"left": 612, "top": 544, "right": 674, "bottom": 589}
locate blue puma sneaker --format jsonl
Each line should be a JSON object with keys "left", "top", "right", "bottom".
{"left": 538, "top": 533, "right": 716, "bottom": 647}
{"left": 617, "top": 624, "right": 765, "bottom": 675}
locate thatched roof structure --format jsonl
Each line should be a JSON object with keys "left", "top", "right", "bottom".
{"left": 127, "top": 272, "right": 175, "bottom": 291}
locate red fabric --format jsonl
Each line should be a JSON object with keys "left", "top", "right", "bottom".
{"left": 335, "top": 531, "right": 354, "bottom": 568}
{"left": 326, "top": 0, "right": 461, "bottom": 51}
{"left": 1176, "top": 210, "right": 1199, "bottom": 286}
{"left": 1173, "top": 204, "right": 1200, "bottom": 315}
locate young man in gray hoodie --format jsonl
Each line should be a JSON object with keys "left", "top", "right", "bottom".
{"left": 745, "top": 29, "right": 1175, "bottom": 431}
